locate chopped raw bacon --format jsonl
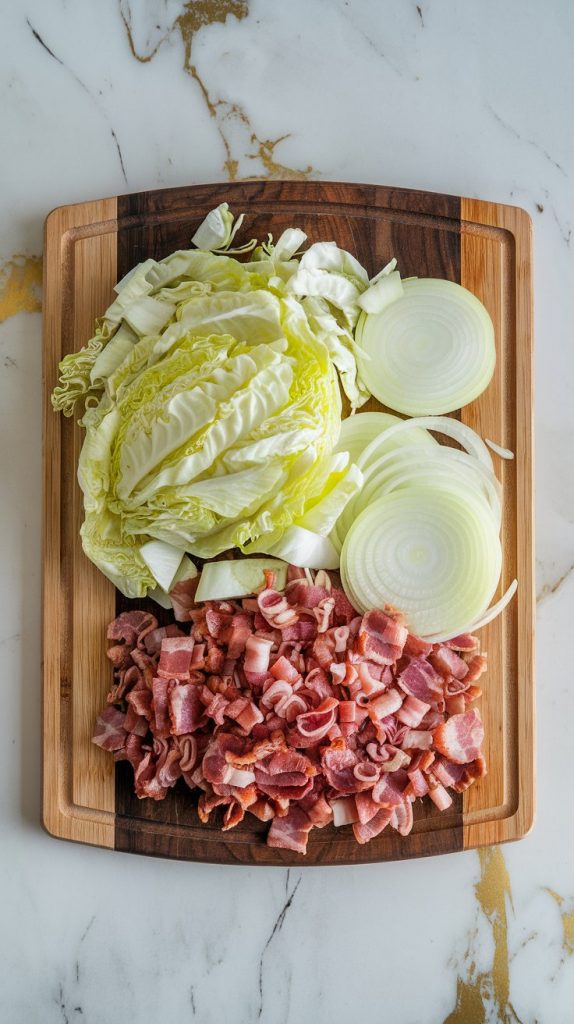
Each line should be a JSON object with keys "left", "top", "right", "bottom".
{"left": 94, "top": 565, "right": 488, "bottom": 854}
{"left": 93, "top": 706, "right": 127, "bottom": 751}
{"left": 267, "top": 805, "right": 314, "bottom": 854}
{"left": 397, "top": 658, "right": 444, "bottom": 703}
{"left": 107, "top": 611, "right": 157, "bottom": 647}
{"left": 353, "top": 807, "right": 393, "bottom": 844}
{"left": 433, "top": 709, "right": 484, "bottom": 765}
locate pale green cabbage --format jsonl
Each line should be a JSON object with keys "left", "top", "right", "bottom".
{"left": 51, "top": 209, "right": 372, "bottom": 598}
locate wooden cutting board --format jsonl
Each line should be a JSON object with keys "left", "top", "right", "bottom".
{"left": 42, "top": 180, "right": 534, "bottom": 865}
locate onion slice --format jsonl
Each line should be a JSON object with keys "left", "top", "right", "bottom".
{"left": 424, "top": 579, "right": 518, "bottom": 644}
{"left": 340, "top": 484, "right": 501, "bottom": 638}
{"left": 485, "top": 438, "right": 515, "bottom": 460}
{"left": 355, "top": 278, "right": 495, "bottom": 415}
{"left": 334, "top": 411, "right": 436, "bottom": 466}
{"left": 357, "top": 415, "right": 494, "bottom": 472}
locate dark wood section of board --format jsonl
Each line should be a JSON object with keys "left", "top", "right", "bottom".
{"left": 115, "top": 181, "right": 463, "bottom": 865}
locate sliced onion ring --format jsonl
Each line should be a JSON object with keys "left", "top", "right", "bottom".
{"left": 355, "top": 278, "right": 495, "bottom": 415}
{"left": 424, "top": 579, "right": 518, "bottom": 644}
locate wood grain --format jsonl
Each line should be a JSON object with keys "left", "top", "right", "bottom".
{"left": 43, "top": 199, "right": 118, "bottom": 849}
{"left": 461, "top": 198, "right": 534, "bottom": 848}
{"left": 43, "top": 181, "right": 534, "bottom": 865}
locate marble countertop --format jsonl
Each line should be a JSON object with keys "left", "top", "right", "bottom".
{"left": 1, "top": 1, "right": 573, "bottom": 1021}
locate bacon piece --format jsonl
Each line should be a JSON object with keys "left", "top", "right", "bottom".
{"left": 403, "top": 633, "right": 433, "bottom": 658}
{"left": 282, "top": 616, "right": 317, "bottom": 642}
{"left": 298, "top": 781, "right": 333, "bottom": 828}
{"left": 321, "top": 745, "right": 358, "bottom": 792}
{"left": 355, "top": 791, "right": 383, "bottom": 824}
{"left": 330, "top": 796, "right": 359, "bottom": 826}
{"left": 397, "top": 658, "right": 443, "bottom": 703}
{"left": 267, "top": 805, "right": 313, "bottom": 854}
{"left": 168, "top": 682, "right": 207, "bottom": 735}
{"left": 396, "top": 695, "right": 430, "bottom": 728}
{"left": 400, "top": 729, "right": 433, "bottom": 750}
{"left": 92, "top": 706, "right": 127, "bottom": 751}
{"left": 155, "top": 738, "right": 183, "bottom": 788}
{"left": 430, "top": 646, "right": 469, "bottom": 681}
{"left": 107, "top": 611, "right": 157, "bottom": 647}
{"left": 129, "top": 648, "right": 157, "bottom": 689}
{"left": 311, "top": 633, "right": 336, "bottom": 669}
{"left": 121, "top": 732, "right": 145, "bottom": 769}
{"left": 367, "top": 744, "right": 409, "bottom": 773}
{"left": 279, "top": 695, "right": 307, "bottom": 723}
{"left": 142, "top": 624, "right": 185, "bottom": 657}
{"left": 106, "top": 643, "right": 134, "bottom": 671}
{"left": 244, "top": 635, "right": 273, "bottom": 675}
{"left": 249, "top": 798, "right": 275, "bottom": 821}
{"left": 202, "top": 689, "right": 229, "bottom": 725}
{"left": 125, "top": 676, "right": 153, "bottom": 720}
{"left": 286, "top": 582, "right": 330, "bottom": 609}
{"left": 176, "top": 734, "right": 198, "bottom": 774}
{"left": 203, "top": 734, "right": 246, "bottom": 785}
{"left": 303, "top": 667, "right": 333, "bottom": 704}
{"left": 464, "top": 654, "right": 488, "bottom": 682}
{"left": 330, "top": 587, "right": 358, "bottom": 625}
{"left": 222, "top": 801, "right": 246, "bottom": 831}
{"left": 270, "top": 655, "right": 301, "bottom": 685}
{"left": 372, "top": 768, "right": 409, "bottom": 808}
{"left": 390, "top": 798, "right": 414, "bottom": 836}
{"left": 357, "top": 608, "right": 408, "bottom": 665}
{"left": 405, "top": 767, "right": 429, "bottom": 798}
{"left": 447, "top": 633, "right": 480, "bottom": 652}
{"left": 353, "top": 807, "right": 393, "bottom": 844}
{"left": 445, "top": 694, "right": 466, "bottom": 716}
{"left": 134, "top": 751, "right": 168, "bottom": 801}
{"left": 235, "top": 701, "right": 264, "bottom": 733}
{"left": 431, "top": 753, "right": 487, "bottom": 793}
{"left": 357, "top": 662, "right": 387, "bottom": 697}
{"left": 123, "top": 704, "right": 149, "bottom": 737}
{"left": 427, "top": 781, "right": 452, "bottom": 811}
{"left": 254, "top": 766, "right": 314, "bottom": 800}
{"left": 224, "top": 612, "right": 252, "bottom": 659}
{"left": 369, "top": 688, "right": 403, "bottom": 720}
{"left": 108, "top": 664, "right": 141, "bottom": 704}
{"left": 433, "top": 709, "right": 484, "bottom": 765}
{"left": 353, "top": 761, "right": 379, "bottom": 784}
{"left": 258, "top": 589, "right": 298, "bottom": 629}
{"left": 339, "top": 701, "right": 356, "bottom": 724}
{"left": 295, "top": 698, "right": 338, "bottom": 742}
{"left": 170, "top": 575, "right": 200, "bottom": 621}
{"left": 313, "top": 598, "right": 335, "bottom": 633}
{"left": 151, "top": 677, "right": 172, "bottom": 739}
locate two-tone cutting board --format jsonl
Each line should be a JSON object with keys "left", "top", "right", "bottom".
{"left": 42, "top": 181, "right": 534, "bottom": 865}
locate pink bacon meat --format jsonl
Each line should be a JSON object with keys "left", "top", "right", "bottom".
{"left": 94, "top": 570, "right": 488, "bottom": 855}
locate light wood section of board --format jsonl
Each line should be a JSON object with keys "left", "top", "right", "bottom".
{"left": 43, "top": 198, "right": 118, "bottom": 849}
{"left": 461, "top": 197, "right": 534, "bottom": 848}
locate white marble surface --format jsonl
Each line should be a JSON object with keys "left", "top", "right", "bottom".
{"left": 1, "top": 0, "right": 573, "bottom": 1020}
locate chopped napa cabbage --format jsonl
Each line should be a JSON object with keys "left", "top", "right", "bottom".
{"left": 51, "top": 206, "right": 378, "bottom": 597}
{"left": 139, "top": 539, "right": 187, "bottom": 591}
{"left": 191, "top": 202, "right": 250, "bottom": 252}
{"left": 195, "top": 558, "right": 287, "bottom": 602}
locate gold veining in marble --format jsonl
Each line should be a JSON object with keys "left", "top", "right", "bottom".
{"left": 120, "top": 0, "right": 315, "bottom": 181}
{"left": 0, "top": 255, "right": 42, "bottom": 324}
{"left": 444, "top": 847, "right": 524, "bottom": 1024}
{"left": 546, "top": 888, "right": 574, "bottom": 963}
